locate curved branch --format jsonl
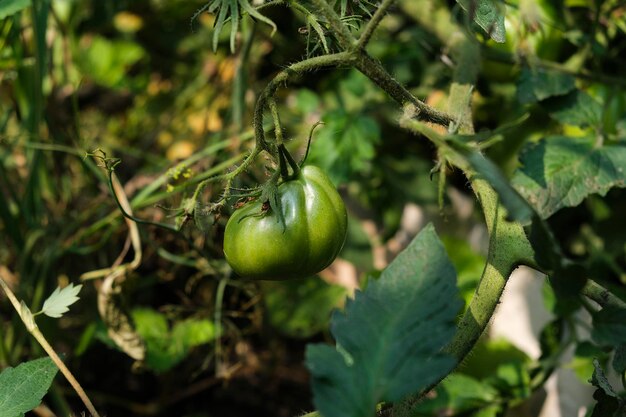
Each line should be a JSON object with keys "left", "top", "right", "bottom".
{"left": 582, "top": 280, "right": 626, "bottom": 309}
{"left": 354, "top": 53, "right": 456, "bottom": 126}
{"left": 448, "top": 178, "right": 535, "bottom": 361}
{"left": 252, "top": 51, "right": 356, "bottom": 152}
{"left": 398, "top": 116, "right": 536, "bottom": 373}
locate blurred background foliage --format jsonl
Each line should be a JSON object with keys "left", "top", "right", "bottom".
{"left": 0, "top": 0, "right": 626, "bottom": 416}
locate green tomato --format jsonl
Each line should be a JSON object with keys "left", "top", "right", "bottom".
{"left": 223, "top": 165, "right": 348, "bottom": 280}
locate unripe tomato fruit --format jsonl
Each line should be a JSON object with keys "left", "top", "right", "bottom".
{"left": 223, "top": 165, "right": 347, "bottom": 280}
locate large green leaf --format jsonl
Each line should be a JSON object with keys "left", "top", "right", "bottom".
{"left": 456, "top": 0, "right": 506, "bottom": 43}
{"left": 589, "top": 360, "right": 625, "bottom": 417}
{"left": 512, "top": 136, "right": 626, "bottom": 218}
{"left": 0, "top": 0, "right": 29, "bottom": 19}
{"left": 592, "top": 306, "right": 626, "bottom": 347}
{"left": 542, "top": 90, "right": 603, "bottom": 128}
{"left": 0, "top": 357, "right": 59, "bottom": 417}
{"left": 517, "top": 67, "right": 576, "bottom": 104}
{"left": 306, "top": 224, "right": 461, "bottom": 417}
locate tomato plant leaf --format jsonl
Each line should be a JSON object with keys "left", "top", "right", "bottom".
{"left": 40, "top": 283, "right": 82, "bottom": 318}
{"left": 306, "top": 224, "right": 461, "bottom": 417}
{"left": 0, "top": 357, "right": 58, "bottom": 417}
{"left": 309, "top": 109, "right": 381, "bottom": 184}
{"left": 239, "top": 0, "right": 276, "bottom": 36}
{"left": 541, "top": 90, "right": 603, "bottom": 128}
{"left": 262, "top": 276, "right": 346, "bottom": 338}
{"left": 78, "top": 36, "right": 145, "bottom": 89}
{"left": 569, "top": 342, "right": 609, "bottom": 383}
{"left": 512, "top": 136, "right": 626, "bottom": 219}
{"left": 517, "top": 67, "right": 576, "bottom": 104}
{"left": 589, "top": 359, "right": 625, "bottom": 417}
{"left": 613, "top": 344, "right": 626, "bottom": 374}
{"left": 132, "top": 308, "right": 218, "bottom": 373}
{"left": 0, "top": 0, "right": 29, "bottom": 19}
{"left": 307, "top": 14, "right": 330, "bottom": 54}
{"left": 591, "top": 306, "right": 626, "bottom": 347}
{"left": 201, "top": 0, "right": 276, "bottom": 52}
{"left": 456, "top": 0, "right": 506, "bottom": 43}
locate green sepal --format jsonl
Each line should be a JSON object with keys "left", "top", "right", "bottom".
{"left": 260, "top": 175, "right": 286, "bottom": 232}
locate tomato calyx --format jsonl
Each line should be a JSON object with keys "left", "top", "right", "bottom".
{"left": 277, "top": 144, "right": 301, "bottom": 181}
{"left": 237, "top": 144, "right": 302, "bottom": 230}
{"left": 231, "top": 130, "right": 320, "bottom": 232}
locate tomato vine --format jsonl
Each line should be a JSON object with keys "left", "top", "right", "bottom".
{"left": 187, "top": 0, "right": 626, "bottom": 415}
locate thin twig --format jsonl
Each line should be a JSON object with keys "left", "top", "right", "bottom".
{"left": 0, "top": 270, "right": 102, "bottom": 417}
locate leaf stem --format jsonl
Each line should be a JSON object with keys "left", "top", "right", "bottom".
{"left": 252, "top": 51, "right": 355, "bottom": 156}
{"left": 0, "top": 271, "right": 101, "bottom": 417}
{"left": 582, "top": 280, "right": 626, "bottom": 309}
{"left": 357, "top": 0, "right": 396, "bottom": 49}
{"left": 268, "top": 96, "right": 284, "bottom": 146}
{"left": 354, "top": 53, "right": 456, "bottom": 126}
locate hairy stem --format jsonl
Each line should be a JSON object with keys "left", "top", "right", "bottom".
{"left": 354, "top": 53, "right": 455, "bottom": 126}
{"left": 396, "top": 118, "right": 535, "bottom": 410}
{"left": 357, "top": 0, "right": 396, "bottom": 49}
{"left": 448, "top": 178, "right": 535, "bottom": 361}
{"left": 392, "top": 6, "right": 534, "bottom": 413}
{"left": 268, "top": 96, "right": 284, "bottom": 145}
{"left": 252, "top": 51, "right": 355, "bottom": 154}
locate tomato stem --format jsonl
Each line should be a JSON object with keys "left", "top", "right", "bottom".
{"left": 278, "top": 145, "right": 290, "bottom": 180}
{"left": 277, "top": 144, "right": 301, "bottom": 179}
{"left": 268, "top": 96, "right": 284, "bottom": 147}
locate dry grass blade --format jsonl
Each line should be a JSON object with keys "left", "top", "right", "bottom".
{"left": 81, "top": 173, "right": 146, "bottom": 361}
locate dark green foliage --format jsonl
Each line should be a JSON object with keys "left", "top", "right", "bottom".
{"left": 513, "top": 136, "right": 626, "bottom": 219}
{"left": 456, "top": 0, "right": 506, "bottom": 43}
{"left": 306, "top": 224, "right": 461, "bottom": 417}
